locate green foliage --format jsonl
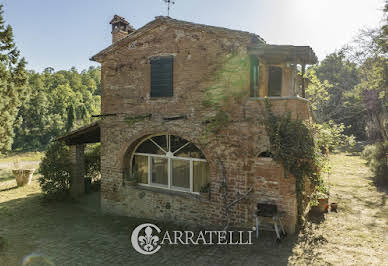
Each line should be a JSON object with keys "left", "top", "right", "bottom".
{"left": 311, "top": 52, "right": 365, "bottom": 139}
{"left": 84, "top": 143, "right": 101, "bottom": 180}
{"left": 12, "top": 66, "right": 101, "bottom": 151}
{"left": 66, "top": 104, "right": 76, "bottom": 132}
{"left": 362, "top": 141, "right": 388, "bottom": 184}
{"left": 38, "top": 141, "right": 101, "bottom": 200}
{"left": 38, "top": 141, "right": 71, "bottom": 200}
{"left": 0, "top": 4, "right": 28, "bottom": 154}
{"left": 377, "top": 1, "right": 388, "bottom": 53}
{"left": 262, "top": 100, "right": 328, "bottom": 225}
{"left": 354, "top": 56, "right": 387, "bottom": 141}
{"left": 312, "top": 121, "right": 356, "bottom": 153}
{"left": 305, "top": 66, "right": 332, "bottom": 121}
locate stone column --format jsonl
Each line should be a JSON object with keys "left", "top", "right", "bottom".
{"left": 69, "top": 144, "right": 85, "bottom": 198}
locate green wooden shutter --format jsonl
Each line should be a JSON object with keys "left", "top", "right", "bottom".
{"left": 150, "top": 56, "right": 173, "bottom": 97}
{"left": 250, "top": 56, "right": 259, "bottom": 97}
{"left": 268, "top": 66, "right": 282, "bottom": 97}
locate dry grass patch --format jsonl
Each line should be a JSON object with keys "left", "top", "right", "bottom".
{"left": 0, "top": 152, "right": 43, "bottom": 164}
{"left": 289, "top": 152, "right": 388, "bottom": 265}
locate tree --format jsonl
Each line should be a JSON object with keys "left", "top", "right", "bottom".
{"left": 66, "top": 104, "right": 76, "bottom": 132}
{"left": 376, "top": 0, "right": 388, "bottom": 54}
{"left": 0, "top": 4, "right": 28, "bottom": 153}
{"left": 305, "top": 66, "right": 332, "bottom": 122}
{"left": 313, "top": 52, "right": 365, "bottom": 139}
{"left": 355, "top": 56, "right": 388, "bottom": 141}
{"left": 13, "top": 67, "right": 101, "bottom": 150}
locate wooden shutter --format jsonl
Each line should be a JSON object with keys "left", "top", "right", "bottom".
{"left": 250, "top": 56, "right": 259, "bottom": 97}
{"left": 268, "top": 66, "right": 282, "bottom": 97}
{"left": 150, "top": 56, "right": 173, "bottom": 97}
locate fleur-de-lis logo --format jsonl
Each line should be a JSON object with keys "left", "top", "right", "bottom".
{"left": 138, "top": 226, "right": 160, "bottom": 251}
{"left": 131, "top": 223, "right": 161, "bottom": 255}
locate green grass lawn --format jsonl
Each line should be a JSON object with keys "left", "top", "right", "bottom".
{"left": 0, "top": 151, "right": 43, "bottom": 163}
{"left": 0, "top": 169, "right": 13, "bottom": 182}
{"left": 0, "top": 151, "right": 386, "bottom": 265}
{"left": 0, "top": 152, "right": 42, "bottom": 183}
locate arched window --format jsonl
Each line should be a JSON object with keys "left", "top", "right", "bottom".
{"left": 131, "top": 134, "right": 209, "bottom": 193}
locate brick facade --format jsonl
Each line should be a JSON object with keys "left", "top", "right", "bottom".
{"left": 91, "top": 16, "right": 315, "bottom": 234}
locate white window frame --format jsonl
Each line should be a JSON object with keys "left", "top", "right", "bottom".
{"left": 132, "top": 134, "right": 208, "bottom": 194}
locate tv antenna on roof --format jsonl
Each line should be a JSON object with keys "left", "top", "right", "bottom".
{"left": 163, "top": 0, "right": 175, "bottom": 17}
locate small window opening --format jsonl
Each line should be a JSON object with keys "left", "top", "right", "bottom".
{"left": 258, "top": 151, "right": 273, "bottom": 158}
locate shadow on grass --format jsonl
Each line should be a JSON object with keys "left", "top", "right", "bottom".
{"left": 0, "top": 186, "right": 18, "bottom": 192}
{"left": 0, "top": 192, "right": 324, "bottom": 265}
{"left": 372, "top": 177, "right": 388, "bottom": 195}
{"left": 306, "top": 211, "right": 326, "bottom": 225}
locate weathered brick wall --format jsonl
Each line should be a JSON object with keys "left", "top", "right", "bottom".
{"left": 98, "top": 18, "right": 312, "bottom": 233}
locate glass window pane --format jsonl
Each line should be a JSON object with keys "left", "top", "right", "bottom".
{"left": 133, "top": 155, "right": 148, "bottom": 184}
{"left": 151, "top": 135, "right": 168, "bottom": 152}
{"left": 151, "top": 157, "right": 168, "bottom": 185}
{"left": 172, "top": 159, "right": 190, "bottom": 189}
{"left": 136, "top": 139, "right": 164, "bottom": 155}
{"left": 170, "top": 135, "right": 188, "bottom": 153}
{"left": 193, "top": 161, "right": 209, "bottom": 192}
{"left": 174, "top": 142, "right": 206, "bottom": 159}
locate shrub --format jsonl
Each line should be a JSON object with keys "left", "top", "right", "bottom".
{"left": 85, "top": 143, "right": 101, "bottom": 180}
{"left": 312, "top": 121, "right": 356, "bottom": 153}
{"left": 38, "top": 141, "right": 71, "bottom": 200}
{"left": 361, "top": 144, "right": 376, "bottom": 161}
{"left": 84, "top": 143, "right": 101, "bottom": 192}
{"left": 362, "top": 141, "right": 388, "bottom": 184}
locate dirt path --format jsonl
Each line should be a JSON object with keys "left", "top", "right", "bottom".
{"left": 289, "top": 153, "right": 388, "bottom": 265}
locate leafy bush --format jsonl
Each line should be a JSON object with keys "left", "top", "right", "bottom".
{"left": 312, "top": 121, "right": 356, "bottom": 153}
{"left": 85, "top": 143, "right": 101, "bottom": 180}
{"left": 361, "top": 144, "right": 376, "bottom": 160}
{"left": 362, "top": 141, "right": 388, "bottom": 184}
{"left": 38, "top": 141, "right": 71, "bottom": 200}
{"left": 262, "top": 100, "right": 326, "bottom": 225}
{"left": 39, "top": 141, "right": 101, "bottom": 199}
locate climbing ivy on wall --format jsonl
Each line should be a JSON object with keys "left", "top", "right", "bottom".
{"left": 200, "top": 49, "right": 327, "bottom": 228}
{"left": 262, "top": 99, "right": 327, "bottom": 226}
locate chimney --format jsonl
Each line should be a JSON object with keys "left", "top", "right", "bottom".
{"left": 110, "top": 15, "right": 135, "bottom": 43}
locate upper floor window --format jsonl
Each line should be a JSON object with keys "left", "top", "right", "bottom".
{"left": 268, "top": 66, "right": 282, "bottom": 97}
{"left": 250, "top": 56, "right": 259, "bottom": 97}
{"left": 150, "top": 56, "right": 173, "bottom": 97}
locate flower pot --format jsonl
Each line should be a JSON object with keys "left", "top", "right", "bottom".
{"left": 12, "top": 169, "right": 35, "bottom": 187}
{"left": 330, "top": 202, "right": 338, "bottom": 212}
{"left": 317, "top": 198, "right": 329, "bottom": 213}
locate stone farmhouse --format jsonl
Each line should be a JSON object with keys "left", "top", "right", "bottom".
{"left": 59, "top": 15, "right": 317, "bottom": 234}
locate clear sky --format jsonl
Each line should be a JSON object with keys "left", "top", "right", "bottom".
{"left": 2, "top": 0, "right": 385, "bottom": 72}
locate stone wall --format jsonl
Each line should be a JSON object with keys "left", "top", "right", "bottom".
{"left": 97, "top": 18, "right": 312, "bottom": 233}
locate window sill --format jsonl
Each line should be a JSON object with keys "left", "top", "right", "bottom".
{"left": 124, "top": 181, "right": 202, "bottom": 200}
